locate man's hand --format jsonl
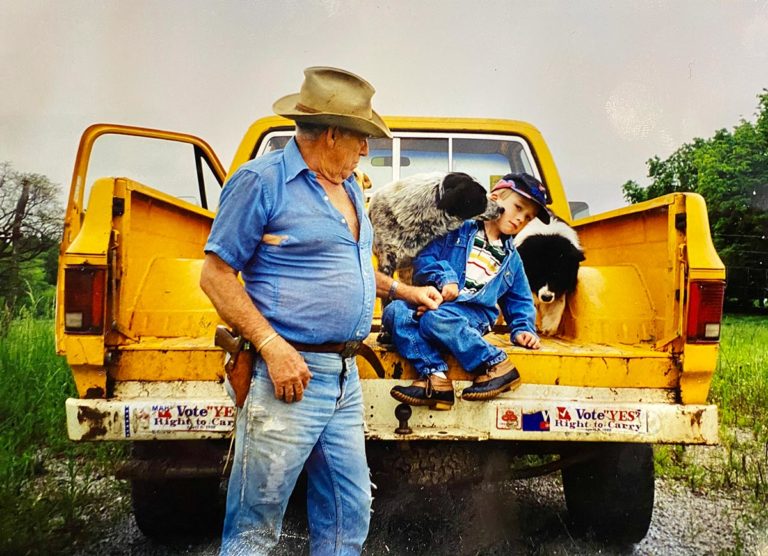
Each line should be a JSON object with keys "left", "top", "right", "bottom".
{"left": 374, "top": 271, "right": 443, "bottom": 316}
{"left": 441, "top": 283, "right": 459, "bottom": 302}
{"left": 414, "top": 283, "right": 458, "bottom": 317}
{"left": 399, "top": 284, "right": 442, "bottom": 317}
{"left": 260, "top": 338, "right": 313, "bottom": 403}
{"left": 410, "top": 284, "right": 442, "bottom": 310}
{"left": 515, "top": 331, "right": 541, "bottom": 350}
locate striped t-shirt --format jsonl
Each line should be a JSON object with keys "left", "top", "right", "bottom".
{"left": 462, "top": 228, "right": 506, "bottom": 294}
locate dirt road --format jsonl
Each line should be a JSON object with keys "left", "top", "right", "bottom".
{"left": 75, "top": 474, "right": 766, "bottom": 555}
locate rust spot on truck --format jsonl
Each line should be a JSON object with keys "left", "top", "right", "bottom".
{"left": 84, "top": 386, "right": 105, "bottom": 399}
{"left": 688, "top": 408, "right": 707, "bottom": 443}
{"left": 77, "top": 406, "right": 108, "bottom": 440}
{"left": 690, "top": 408, "right": 705, "bottom": 428}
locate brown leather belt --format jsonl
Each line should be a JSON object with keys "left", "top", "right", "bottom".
{"left": 287, "top": 340, "right": 363, "bottom": 359}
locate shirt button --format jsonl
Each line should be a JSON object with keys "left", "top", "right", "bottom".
{"left": 324, "top": 195, "right": 329, "bottom": 201}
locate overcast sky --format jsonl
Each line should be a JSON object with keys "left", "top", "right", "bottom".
{"left": 2, "top": 0, "right": 767, "bottom": 214}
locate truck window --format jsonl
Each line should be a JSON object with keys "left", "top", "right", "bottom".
{"left": 357, "top": 137, "right": 393, "bottom": 187}
{"left": 452, "top": 137, "right": 535, "bottom": 191}
{"left": 261, "top": 135, "right": 291, "bottom": 153}
{"left": 85, "top": 134, "right": 222, "bottom": 210}
{"left": 257, "top": 131, "right": 541, "bottom": 197}
{"left": 398, "top": 138, "right": 450, "bottom": 178}
{"left": 569, "top": 201, "right": 591, "bottom": 219}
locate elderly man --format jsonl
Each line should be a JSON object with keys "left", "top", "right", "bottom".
{"left": 200, "top": 67, "right": 441, "bottom": 555}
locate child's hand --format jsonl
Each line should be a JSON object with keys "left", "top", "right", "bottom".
{"left": 515, "top": 331, "right": 541, "bottom": 350}
{"left": 441, "top": 283, "right": 459, "bottom": 302}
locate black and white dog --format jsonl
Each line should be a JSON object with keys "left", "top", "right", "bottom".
{"left": 513, "top": 217, "right": 585, "bottom": 336}
{"left": 369, "top": 172, "right": 503, "bottom": 276}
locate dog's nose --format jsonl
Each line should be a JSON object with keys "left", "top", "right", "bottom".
{"left": 540, "top": 292, "right": 555, "bottom": 303}
{"left": 497, "top": 206, "right": 505, "bottom": 214}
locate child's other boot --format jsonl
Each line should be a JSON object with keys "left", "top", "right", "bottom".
{"left": 462, "top": 358, "right": 521, "bottom": 401}
{"left": 390, "top": 374, "right": 454, "bottom": 410}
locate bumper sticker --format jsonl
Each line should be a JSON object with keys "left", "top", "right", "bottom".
{"left": 495, "top": 407, "right": 521, "bottom": 430}
{"left": 551, "top": 405, "right": 647, "bottom": 434}
{"left": 124, "top": 405, "right": 131, "bottom": 438}
{"left": 522, "top": 410, "right": 551, "bottom": 431}
{"left": 127, "top": 402, "right": 236, "bottom": 434}
{"left": 507, "top": 405, "right": 648, "bottom": 435}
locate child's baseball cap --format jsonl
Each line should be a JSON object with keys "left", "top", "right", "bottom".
{"left": 491, "top": 173, "right": 551, "bottom": 223}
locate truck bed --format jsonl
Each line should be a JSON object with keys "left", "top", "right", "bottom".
{"left": 361, "top": 332, "right": 678, "bottom": 390}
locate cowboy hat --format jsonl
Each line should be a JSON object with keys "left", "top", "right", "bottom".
{"left": 272, "top": 66, "right": 392, "bottom": 138}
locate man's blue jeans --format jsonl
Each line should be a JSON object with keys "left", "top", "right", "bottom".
{"left": 382, "top": 300, "right": 506, "bottom": 376}
{"left": 221, "top": 352, "right": 371, "bottom": 555}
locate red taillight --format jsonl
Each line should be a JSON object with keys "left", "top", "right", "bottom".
{"left": 686, "top": 281, "right": 725, "bottom": 343}
{"left": 64, "top": 267, "right": 106, "bottom": 334}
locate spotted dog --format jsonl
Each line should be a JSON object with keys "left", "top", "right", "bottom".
{"left": 368, "top": 172, "right": 503, "bottom": 276}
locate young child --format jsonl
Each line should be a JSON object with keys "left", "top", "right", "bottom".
{"left": 384, "top": 172, "right": 549, "bottom": 409}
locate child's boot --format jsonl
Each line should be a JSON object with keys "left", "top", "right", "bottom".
{"left": 390, "top": 374, "right": 454, "bottom": 410}
{"left": 462, "top": 358, "right": 521, "bottom": 401}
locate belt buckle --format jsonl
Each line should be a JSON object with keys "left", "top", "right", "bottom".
{"left": 340, "top": 341, "right": 362, "bottom": 359}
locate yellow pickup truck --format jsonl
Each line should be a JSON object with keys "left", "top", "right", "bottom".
{"left": 57, "top": 116, "right": 725, "bottom": 544}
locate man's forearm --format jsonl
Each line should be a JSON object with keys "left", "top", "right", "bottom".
{"left": 375, "top": 271, "right": 397, "bottom": 299}
{"left": 200, "top": 254, "right": 275, "bottom": 345}
{"left": 376, "top": 270, "right": 413, "bottom": 301}
{"left": 375, "top": 270, "right": 442, "bottom": 309}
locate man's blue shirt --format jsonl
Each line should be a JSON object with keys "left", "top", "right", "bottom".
{"left": 204, "top": 138, "right": 376, "bottom": 344}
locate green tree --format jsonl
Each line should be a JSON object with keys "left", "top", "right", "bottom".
{"left": 0, "top": 162, "right": 63, "bottom": 317}
{"left": 622, "top": 91, "right": 768, "bottom": 308}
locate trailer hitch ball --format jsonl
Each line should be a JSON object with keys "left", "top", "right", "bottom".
{"left": 394, "top": 403, "right": 412, "bottom": 435}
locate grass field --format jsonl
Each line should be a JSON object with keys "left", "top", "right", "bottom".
{"left": 654, "top": 314, "right": 768, "bottom": 545}
{"left": 0, "top": 317, "right": 126, "bottom": 554}
{"left": 712, "top": 315, "right": 768, "bottom": 432}
{"left": 0, "top": 313, "right": 765, "bottom": 553}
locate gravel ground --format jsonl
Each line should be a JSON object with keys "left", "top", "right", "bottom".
{"left": 73, "top": 474, "right": 768, "bottom": 555}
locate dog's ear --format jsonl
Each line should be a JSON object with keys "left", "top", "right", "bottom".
{"left": 438, "top": 173, "right": 487, "bottom": 218}
{"left": 569, "top": 244, "right": 586, "bottom": 262}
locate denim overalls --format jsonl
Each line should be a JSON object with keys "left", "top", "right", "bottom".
{"left": 383, "top": 220, "right": 536, "bottom": 376}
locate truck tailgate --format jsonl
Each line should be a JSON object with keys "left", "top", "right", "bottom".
{"left": 66, "top": 334, "right": 716, "bottom": 445}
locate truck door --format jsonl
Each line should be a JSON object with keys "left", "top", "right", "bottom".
{"left": 57, "top": 124, "right": 227, "bottom": 357}
{"left": 63, "top": 124, "right": 226, "bottom": 250}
